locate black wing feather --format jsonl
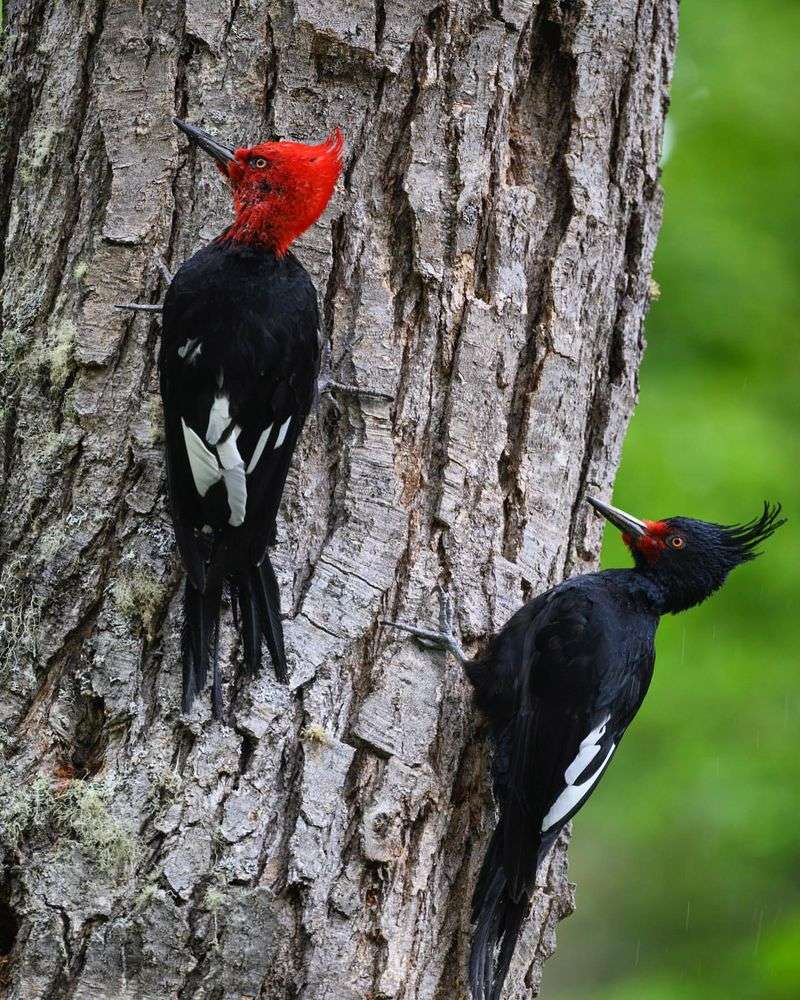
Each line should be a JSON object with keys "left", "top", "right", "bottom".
{"left": 159, "top": 242, "right": 319, "bottom": 710}
{"left": 468, "top": 575, "right": 656, "bottom": 1000}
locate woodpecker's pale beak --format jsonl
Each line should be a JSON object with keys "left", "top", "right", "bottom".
{"left": 173, "top": 118, "right": 236, "bottom": 167}
{"left": 587, "top": 496, "right": 648, "bottom": 538}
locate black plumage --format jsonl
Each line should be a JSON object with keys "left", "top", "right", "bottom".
{"left": 464, "top": 571, "right": 656, "bottom": 1000}
{"left": 159, "top": 118, "right": 341, "bottom": 715}
{"left": 161, "top": 242, "right": 319, "bottom": 713}
{"left": 384, "top": 497, "right": 784, "bottom": 1000}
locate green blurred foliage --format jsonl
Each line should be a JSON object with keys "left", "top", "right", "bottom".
{"left": 546, "top": 2, "right": 799, "bottom": 997}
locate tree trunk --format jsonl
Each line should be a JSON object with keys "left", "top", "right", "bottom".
{"left": 0, "top": 0, "right": 676, "bottom": 997}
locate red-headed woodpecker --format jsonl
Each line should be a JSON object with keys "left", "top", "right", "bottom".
{"left": 383, "top": 497, "right": 784, "bottom": 1000}
{"left": 160, "top": 119, "right": 344, "bottom": 716}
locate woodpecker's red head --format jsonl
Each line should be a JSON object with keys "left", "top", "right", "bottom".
{"left": 588, "top": 496, "right": 785, "bottom": 612}
{"left": 174, "top": 118, "right": 344, "bottom": 256}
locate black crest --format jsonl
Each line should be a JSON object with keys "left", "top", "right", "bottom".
{"left": 719, "top": 501, "right": 786, "bottom": 565}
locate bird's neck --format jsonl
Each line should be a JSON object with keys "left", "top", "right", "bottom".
{"left": 631, "top": 567, "right": 719, "bottom": 616}
{"left": 603, "top": 569, "right": 670, "bottom": 615}
{"left": 219, "top": 207, "right": 287, "bottom": 254}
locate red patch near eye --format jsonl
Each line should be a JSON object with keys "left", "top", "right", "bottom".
{"left": 637, "top": 535, "right": 667, "bottom": 562}
{"left": 624, "top": 520, "right": 670, "bottom": 562}
{"left": 223, "top": 149, "right": 250, "bottom": 185}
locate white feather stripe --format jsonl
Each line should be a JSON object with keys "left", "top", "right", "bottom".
{"left": 274, "top": 416, "right": 292, "bottom": 449}
{"left": 181, "top": 419, "right": 221, "bottom": 497}
{"left": 246, "top": 424, "right": 274, "bottom": 474}
{"left": 215, "top": 427, "right": 243, "bottom": 471}
{"left": 564, "top": 717, "right": 609, "bottom": 784}
{"left": 222, "top": 466, "right": 247, "bottom": 526}
{"left": 563, "top": 742, "right": 601, "bottom": 786}
{"left": 541, "top": 743, "right": 615, "bottom": 832}
{"left": 212, "top": 426, "right": 247, "bottom": 524}
{"left": 206, "top": 393, "right": 230, "bottom": 445}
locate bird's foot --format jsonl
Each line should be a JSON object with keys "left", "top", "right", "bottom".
{"left": 381, "top": 586, "right": 466, "bottom": 663}
{"left": 114, "top": 254, "right": 172, "bottom": 312}
{"left": 317, "top": 373, "right": 393, "bottom": 403}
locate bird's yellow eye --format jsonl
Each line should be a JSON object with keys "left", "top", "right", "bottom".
{"left": 253, "top": 157, "right": 267, "bottom": 169}
{"left": 669, "top": 535, "right": 686, "bottom": 549}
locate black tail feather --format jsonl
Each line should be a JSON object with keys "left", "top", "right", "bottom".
{"left": 228, "top": 555, "right": 287, "bottom": 682}
{"left": 181, "top": 554, "right": 286, "bottom": 716}
{"left": 236, "top": 572, "right": 263, "bottom": 677}
{"left": 489, "top": 898, "right": 528, "bottom": 1000}
{"left": 182, "top": 577, "right": 223, "bottom": 717}
{"left": 252, "top": 555, "right": 287, "bottom": 682}
{"left": 469, "top": 827, "right": 530, "bottom": 1000}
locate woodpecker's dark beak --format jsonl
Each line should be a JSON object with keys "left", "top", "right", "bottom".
{"left": 587, "top": 496, "right": 648, "bottom": 538}
{"left": 173, "top": 118, "right": 236, "bottom": 167}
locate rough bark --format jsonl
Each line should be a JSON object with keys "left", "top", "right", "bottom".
{"left": 0, "top": 0, "right": 676, "bottom": 997}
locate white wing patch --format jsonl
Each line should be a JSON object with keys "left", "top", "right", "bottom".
{"left": 564, "top": 718, "right": 607, "bottom": 783}
{"left": 182, "top": 419, "right": 248, "bottom": 526}
{"left": 185, "top": 388, "right": 291, "bottom": 526}
{"left": 216, "top": 427, "right": 242, "bottom": 470}
{"left": 274, "top": 416, "right": 292, "bottom": 449}
{"left": 221, "top": 467, "right": 247, "bottom": 526}
{"left": 541, "top": 716, "right": 615, "bottom": 832}
{"left": 246, "top": 424, "right": 274, "bottom": 474}
{"left": 216, "top": 427, "right": 246, "bottom": 527}
{"left": 181, "top": 420, "right": 222, "bottom": 497}
{"left": 206, "top": 393, "right": 230, "bottom": 445}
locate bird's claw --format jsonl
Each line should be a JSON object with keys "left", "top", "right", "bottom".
{"left": 435, "top": 584, "right": 456, "bottom": 636}
{"left": 379, "top": 620, "right": 441, "bottom": 644}
{"left": 380, "top": 587, "right": 466, "bottom": 663}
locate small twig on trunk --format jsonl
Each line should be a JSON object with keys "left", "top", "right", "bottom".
{"left": 114, "top": 302, "right": 164, "bottom": 313}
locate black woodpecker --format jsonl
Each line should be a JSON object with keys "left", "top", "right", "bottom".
{"left": 383, "top": 496, "right": 784, "bottom": 1000}
{"left": 160, "top": 119, "right": 343, "bottom": 716}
